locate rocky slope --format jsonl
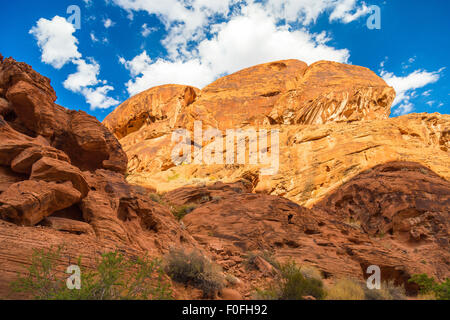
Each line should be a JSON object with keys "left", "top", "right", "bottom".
{"left": 102, "top": 58, "right": 449, "bottom": 296}
{"left": 0, "top": 55, "right": 198, "bottom": 298}
{"left": 0, "top": 55, "right": 448, "bottom": 299}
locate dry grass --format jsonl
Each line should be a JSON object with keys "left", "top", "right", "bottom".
{"left": 326, "top": 279, "right": 365, "bottom": 300}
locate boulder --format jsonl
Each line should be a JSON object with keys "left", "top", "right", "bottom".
{"left": 0, "top": 180, "right": 82, "bottom": 226}
{"left": 30, "top": 157, "right": 89, "bottom": 197}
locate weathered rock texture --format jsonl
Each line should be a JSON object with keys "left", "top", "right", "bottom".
{"left": 0, "top": 57, "right": 197, "bottom": 298}
{"left": 102, "top": 58, "right": 449, "bottom": 298}
{"left": 0, "top": 55, "right": 449, "bottom": 300}
{"left": 176, "top": 162, "right": 449, "bottom": 296}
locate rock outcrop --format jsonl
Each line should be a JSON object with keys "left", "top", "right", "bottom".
{"left": 102, "top": 57, "right": 449, "bottom": 298}
{"left": 0, "top": 56, "right": 197, "bottom": 298}
{"left": 0, "top": 55, "right": 448, "bottom": 300}
{"left": 178, "top": 162, "right": 449, "bottom": 295}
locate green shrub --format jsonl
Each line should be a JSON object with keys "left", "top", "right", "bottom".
{"left": 171, "top": 204, "right": 197, "bottom": 220}
{"left": 256, "top": 261, "right": 325, "bottom": 300}
{"left": 164, "top": 248, "right": 224, "bottom": 298}
{"left": 299, "top": 265, "right": 323, "bottom": 281}
{"left": 326, "top": 279, "right": 365, "bottom": 300}
{"left": 409, "top": 274, "right": 450, "bottom": 300}
{"left": 149, "top": 193, "right": 163, "bottom": 203}
{"left": 10, "top": 246, "right": 173, "bottom": 300}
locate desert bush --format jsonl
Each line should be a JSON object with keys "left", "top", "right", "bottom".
{"left": 326, "top": 279, "right": 365, "bottom": 300}
{"left": 171, "top": 204, "right": 198, "bottom": 220}
{"left": 409, "top": 274, "right": 450, "bottom": 300}
{"left": 299, "top": 265, "right": 322, "bottom": 281}
{"left": 363, "top": 280, "right": 406, "bottom": 300}
{"left": 10, "top": 246, "right": 173, "bottom": 300}
{"left": 149, "top": 193, "right": 163, "bottom": 204}
{"left": 164, "top": 248, "right": 224, "bottom": 298}
{"left": 256, "top": 261, "right": 325, "bottom": 300}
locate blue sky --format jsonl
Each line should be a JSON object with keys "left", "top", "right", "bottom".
{"left": 1, "top": 0, "right": 449, "bottom": 121}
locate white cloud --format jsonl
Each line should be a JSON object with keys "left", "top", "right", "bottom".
{"left": 113, "top": 0, "right": 367, "bottom": 61}
{"left": 264, "top": 0, "right": 369, "bottom": 25}
{"left": 81, "top": 86, "right": 120, "bottom": 110}
{"left": 30, "top": 15, "right": 119, "bottom": 110}
{"left": 103, "top": 18, "right": 115, "bottom": 28}
{"left": 29, "top": 16, "right": 81, "bottom": 69}
{"left": 120, "top": 3, "right": 351, "bottom": 96}
{"left": 90, "top": 32, "right": 99, "bottom": 43}
{"left": 120, "top": 51, "right": 214, "bottom": 95}
{"left": 197, "top": 5, "right": 350, "bottom": 75}
{"left": 393, "top": 103, "right": 414, "bottom": 116}
{"left": 63, "top": 58, "right": 119, "bottom": 110}
{"left": 422, "top": 90, "right": 432, "bottom": 97}
{"left": 63, "top": 59, "right": 100, "bottom": 92}
{"left": 141, "top": 23, "right": 157, "bottom": 37}
{"left": 382, "top": 68, "right": 443, "bottom": 115}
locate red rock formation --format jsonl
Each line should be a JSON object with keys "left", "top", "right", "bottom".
{"left": 179, "top": 162, "right": 449, "bottom": 295}
{"left": 0, "top": 55, "right": 448, "bottom": 300}
{"left": 0, "top": 57, "right": 198, "bottom": 298}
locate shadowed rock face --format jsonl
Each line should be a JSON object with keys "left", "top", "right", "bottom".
{"left": 316, "top": 162, "right": 450, "bottom": 243}
{"left": 177, "top": 162, "right": 449, "bottom": 295}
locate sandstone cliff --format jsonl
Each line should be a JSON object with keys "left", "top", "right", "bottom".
{"left": 0, "top": 55, "right": 448, "bottom": 300}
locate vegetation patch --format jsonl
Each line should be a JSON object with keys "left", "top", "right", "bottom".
{"left": 10, "top": 246, "right": 173, "bottom": 300}
{"left": 171, "top": 204, "right": 198, "bottom": 220}
{"left": 409, "top": 274, "right": 449, "bottom": 300}
{"left": 164, "top": 248, "right": 224, "bottom": 298}
{"left": 256, "top": 261, "right": 325, "bottom": 300}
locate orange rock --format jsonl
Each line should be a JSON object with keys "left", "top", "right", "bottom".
{"left": 186, "top": 60, "right": 308, "bottom": 130}
{"left": 103, "top": 84, "right": 200, "bottom": 139}
{"left": 30, "top": 157, "right": 89, "bottom": 197}
{"left": 0, "top": 180, "right": 82, "bottom": 226}
{"left": 219, "top": 288, "right": 243, "bottom": 300}
{"left": 269, "top": 61, "right": 395, "bottom": 125}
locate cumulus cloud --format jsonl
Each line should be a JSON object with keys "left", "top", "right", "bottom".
{"left": 63, "top": 59, "right": 100, "bottom": 92}
{"left": 266, "top": 0, "right": 369, "bottom": 24}
{"left": 81, "top": 86, "right": 120, "bottom": 110}
{"left": 103, "top": 18, "right": 115, "bottom": 28}
{"left": 62, "top": 58, "right": 119, "bottom": 109}
{"left": 29, "top": 16, "right": 81, "bottom": 69}
{"left": 141, "top": 23, "right": 157, "bottom": 37}
{"left": 393, "top": 103, "right": 414, "bottom": 116}
{"left": 120, "top": 51, "right": 214, "bottom": 95}
{"left": 30, "top": 15, "right": 119, "bottom": 110}
{"left": 381, "top": 68, "right": 443, "bottom": 115}
{"left": 120, "top": 3, "right": 351, "bottom": 95}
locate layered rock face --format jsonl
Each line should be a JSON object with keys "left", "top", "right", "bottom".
{"left": 0, "top": 57, "right": 197, "bottom": 298}
{"left": 102, "top": 58, "right": 449, "bottom": 296}
{"left": 175, "top": 163, "right": 449, "bottom": 295}
{"left": 0, "top": 55, "right": 448, "bottom": 300}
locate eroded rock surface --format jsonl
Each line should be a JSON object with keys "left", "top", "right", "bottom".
{"left": 0, "top": 57, "right": 198, "bottom": 298}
